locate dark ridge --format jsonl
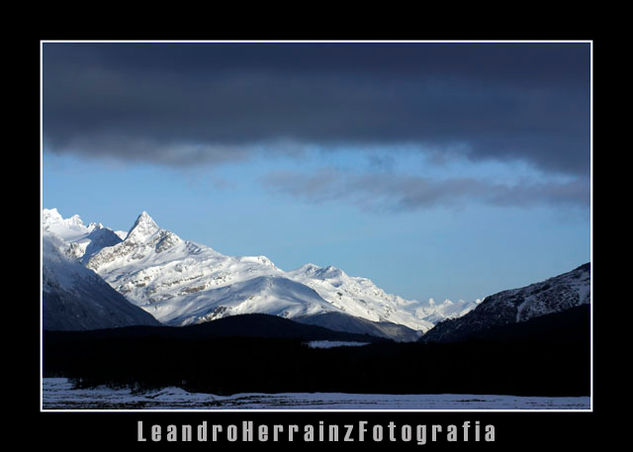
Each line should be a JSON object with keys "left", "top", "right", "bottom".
{"left": 44, "top": 313, "right": 389, "bottom": 343}
{"left": 575, "top": 262, "right": 591, "bottom": 272}
{"left": 423, "top": 304, "right": 590, "bottom": 344}
{"left": 296, "top": 311, "right": 421, "bottom": 342}
{"left": 422, "top": 262, "right": 591, "bottom": 344}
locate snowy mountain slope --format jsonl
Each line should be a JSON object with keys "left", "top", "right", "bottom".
{"left": 147, "top": 275, "right": 339, "bottom": 326}
{"left": 414, "top": 297, "right": 483, "bottom": 324}
{"left": 43, "top": 208, "right": 123, "bottom": 262}
{"left": 287, "top": 264, "right": 434, "bottom": 332}
{"left": 43, "top": 234, "right": 160, "bottom": 331}
{"left": 82, "top": 212, "right": 326, "bottom": 326}
{"left": 42, "top": 209, "right": 479, "bottom": 337}
{"left": 82, "top": 213, "right": 419, "bottom": 340}
{"left": 287, "top": 264, "right": 481, "bottom": 332}
{"left": 422, "top": 263, "right": 591, "bottom": 343}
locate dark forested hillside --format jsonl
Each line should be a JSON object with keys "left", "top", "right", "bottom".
{"left": 43, "top": 310, "right": 590, "bottom": 397}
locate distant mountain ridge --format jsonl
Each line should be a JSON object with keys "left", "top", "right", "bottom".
{"left": 43, "top": 208, "right": 480, "bottom": 339}
{"left": 422, "top": 263, "right": 591, "bottom": 343}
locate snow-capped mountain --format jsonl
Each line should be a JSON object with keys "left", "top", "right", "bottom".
{"left": 287, "top": 264, "right": 436, "bottom": 332}
{"left": 42, "top": 209, "right": 479, "bottom": 338}
{"left": 43, "top": 208, "right": 123, "bottom": 263}
{"left": 288, "top": 263, "right": 482, "bottom": 331}
{"left": 43, "top": 234, "right": 160, "bottom": 331}
{"left": 83, "top": 211, "right": 324, "bottom": 324}
{"left": 414, "top": 297, "right": 483, "bottom": 324}
{"left": 422, "top": 263, "right": 591, "bottom": 343}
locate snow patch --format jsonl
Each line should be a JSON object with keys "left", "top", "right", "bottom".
{"left": 305, "top": 340, "right": 370, "bottom": 349}
{"left": 42, "top": 378, "right": 590, "bottom": 410}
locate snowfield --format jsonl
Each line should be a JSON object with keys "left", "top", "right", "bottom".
{"left": 42, "top": 378, "right": 590, "bottom": 410}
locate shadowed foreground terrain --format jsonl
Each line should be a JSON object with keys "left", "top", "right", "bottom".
{"left": 43, "top": 308, "right": 590, "bottom": 397}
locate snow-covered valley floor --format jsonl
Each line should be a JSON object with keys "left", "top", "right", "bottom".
{"left": 42, "top": 378, "right": 589, "bottom": 410}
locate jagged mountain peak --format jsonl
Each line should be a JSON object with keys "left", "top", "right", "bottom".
{"left": 87, "top": 212, "right": 186, "bottom": 273}
{"left": 43, "top": 208, "right": 123, "bottom": 261}
{"left": 296, "top": 263, "right": 321, "bottom": 272}
{"left": 68, "top": 214, "right": 83, "bottom": 225}
{"left": 322, "top": 265, "right": 343, "bottom": 274}
{"left": 43, "top": 208, "right": 82, "bottom": 224}
{"left": 126, "top": 211, "right": 160, "bottom": 241}
{"left": 42, "top": 207, "right": 62, "bottom": 222}
{"left": 43, "top": 208, "right": 85, "bottom": 236}
{"left": 135, "top": 210, "right": 155, "bottom": 225}
{"left": 295, "top": 263, "right": 346, "bottom": 280}
{"left": 87, "top": 222, "right": 104, "bottom": 231}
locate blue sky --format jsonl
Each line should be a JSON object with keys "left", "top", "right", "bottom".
{"left": 42, "top": 42, "right": 591, "bottom": 303}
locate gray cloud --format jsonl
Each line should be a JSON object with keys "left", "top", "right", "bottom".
{"left": 43, "top": 42, "right": 590, "bottom": 175}
{"left": 47, "top": 133, "right": 254, "bottom": 167}
{"left": 262, "top": 169, "right": 589, "bottom": 212}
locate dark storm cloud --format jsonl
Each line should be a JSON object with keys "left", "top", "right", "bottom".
{"left": 263, "top": 169, "right": 589, "bottom": 212}
{"left": 43, "top": 42, "right": 590, "bottom": 175}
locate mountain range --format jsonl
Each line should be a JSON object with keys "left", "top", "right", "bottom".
{"left": 42, "top": 208, "right": 590, "bottom": 342}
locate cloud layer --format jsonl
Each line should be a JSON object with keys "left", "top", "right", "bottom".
{"left": 43, "top": 42, "right": 590, "bottom": 176}
{"left": 263, "top": 168, "right": 589, "bottom": 212}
